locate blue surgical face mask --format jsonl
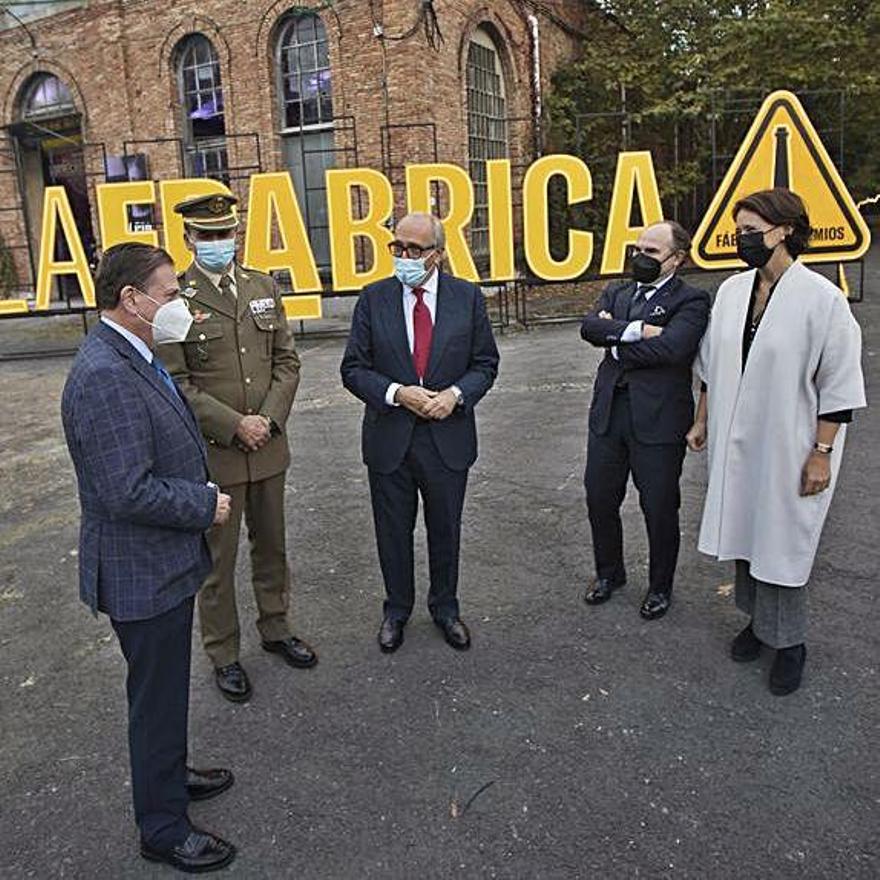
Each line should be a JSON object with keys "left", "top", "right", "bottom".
{"left": 194, "top": 238, "right": 236, "bottom": 273}
{"left": 393, "top": 256, "right": 430, "bottom": 288}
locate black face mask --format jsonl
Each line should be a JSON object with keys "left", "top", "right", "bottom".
{"left": 631, "top": 252, "right": 664, "bottom": 284}
{"left": 737, "top": 230, "right": 776, "bottom": 268}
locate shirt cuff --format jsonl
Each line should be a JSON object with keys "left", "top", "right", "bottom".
{"left": 611, "top": 345, "right": 619, "bottom": 360}
{"left": 385, "top": 382, "right": 402, "bottom": 406}
{"left": 621, "top": 320, "right": 643, "bottom": 343}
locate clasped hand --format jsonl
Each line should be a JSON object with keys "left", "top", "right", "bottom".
{"left": 236, "top": 414, "right": 271, "bottom": 451}
{"left": 394, "top": 386, "right": 458, "bottom": 420}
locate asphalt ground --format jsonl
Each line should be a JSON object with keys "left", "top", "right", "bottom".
{"left": 0, "top": 252, "right": 877, "bottom": 879}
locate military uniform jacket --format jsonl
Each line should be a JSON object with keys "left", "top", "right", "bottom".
{"left": 163, "top": 263, "right": 301, "bottom": 487}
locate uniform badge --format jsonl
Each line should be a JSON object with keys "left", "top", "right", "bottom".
{"left": 191, "top": 309, "right": 212, "bottom": 323}
{"left": 649, "top": 304, "right": 667, "bottom": 318}
{"left": 249, "top": 297, "right": 276, "bottom": 316}
{"left": 182, "top": 284, "right": 198, "bottom": 298}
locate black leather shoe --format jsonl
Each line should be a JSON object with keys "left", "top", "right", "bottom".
{"left": 770, "top": 644, "right": 806, "bottom": 696}
{"left": 584, "top": 578, "right": 625, "bottom": 605}
{"left": 141, "top": 828, "right": 236, "bottom": 873}
{"left": 186, "top": 767, "right": 234, "bottom": 802}
{"left": 731, "top": 623, "right": 763, "bottom": 662}
{"left": 378, "top": 618, "right": 405, "bottom": 653}
{"left": 436, "top": 617, "right": 471, "bottom": 651}
{"left": 262, "top": 636, "right": 318, "bottom": 669}
{"left": 215, "top": 662, "right": 251, "bottom": 703}
{"left": 639, "top": 591, "right": 671, "bottom": 620}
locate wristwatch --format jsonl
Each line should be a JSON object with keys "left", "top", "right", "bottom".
{"left": 451, "top": 385, "right": 464, "bottom": 407}
{"left": 813, "top": 441, "right": 833, "bottom": 455}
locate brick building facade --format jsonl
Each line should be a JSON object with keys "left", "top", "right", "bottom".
{"left": 0, "top": 0, "right": 590, "bottom": 296}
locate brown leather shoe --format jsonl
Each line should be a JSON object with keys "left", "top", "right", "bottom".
{"left": 378, "top": 618, "right": 405, "bottom": 653}
{"left": 215, "top": 662, "right": 251, "bottom": 703}
{"left": 436, "top": 617, "right": 471, "bottom": 651}
{"left": 186, "top": 767, "right": 234, "bottom": 802}
{"left": 262, "top": 636, "right": 318, "bottom": 669}
{"left": 141, "top": 827, "right": 236, "bottom": 873}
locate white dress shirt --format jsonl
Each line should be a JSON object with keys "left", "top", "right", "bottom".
{"left": 385, "top": 270, "right": 439, "bottom": 406}
{"left": 611, "top": 272, "right": 675, "bottom": 360}
{"left": 101, "top": 315, "right": 153, "bottom": 363}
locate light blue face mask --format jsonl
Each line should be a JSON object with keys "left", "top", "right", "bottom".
{"left": 194, "top": 238, "right": 236, "bottom": 273}
{"left": 393, "top": 256, "right": 430, "bottom": 288}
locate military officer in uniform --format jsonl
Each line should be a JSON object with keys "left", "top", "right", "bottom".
{"left": 163, "top": 193, "right": 317, "bottom": 703}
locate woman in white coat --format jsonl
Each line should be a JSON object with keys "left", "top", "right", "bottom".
{"left": 687, "top": 188, "right": 866, "bottom": 696}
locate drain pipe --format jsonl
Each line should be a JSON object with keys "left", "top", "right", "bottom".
{"left": 527, "top": 12, "right": 542, "bottom": 157}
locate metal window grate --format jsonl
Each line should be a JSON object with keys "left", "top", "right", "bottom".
{"left": 278, "top": 14, "right": 333, "bottom": 131}
{"left": 466, "top": 39, "right": 508, "bottom": 257}
{"left": 177, "top": 35, "right": 229, "bottom": 181}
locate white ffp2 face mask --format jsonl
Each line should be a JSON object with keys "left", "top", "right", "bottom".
{"left": 133, "top": 292, "right": 194, "bottom": 344}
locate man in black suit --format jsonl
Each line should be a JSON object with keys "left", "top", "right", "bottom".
{"left": 341, "top": 212, "right": 499, "bottom": 653}
{"left": 581, "top": 221, "right": 709, "bottom": 619}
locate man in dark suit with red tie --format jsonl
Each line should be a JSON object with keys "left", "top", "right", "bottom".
{"left": 580, "top": 221, "right": 710, "bottom": 620}
{"left": 341, "top": 213, "right": 499, "bottom": 653}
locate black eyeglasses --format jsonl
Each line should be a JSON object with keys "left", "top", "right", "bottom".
{"left": 387, "top": 240, "right": 437, "bottom": 259}
{"left": 627, "top": 245, "right": 676, "bottom": 261}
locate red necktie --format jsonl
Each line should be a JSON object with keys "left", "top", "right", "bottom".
{"left": 411, "top": 286, "right": 433, "bottom": 382}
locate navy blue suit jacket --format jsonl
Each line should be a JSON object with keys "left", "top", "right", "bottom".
{"left": 340, "top": 272, "right": 500, "bottom": 473}
{"left": 580, "top": 275, "right": 710, "bottom": 445}
{"left": 61, "top": 322, "right": 216, "bottom": 621}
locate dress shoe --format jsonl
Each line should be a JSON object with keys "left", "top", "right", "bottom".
{"left": 186, "top": 767, "right": 234, "bottom": 802}
{"left": 584, "top": 577, "right": 625, "bottom": 605}
{"left": 730, "top": 623, "right": 763, "bottom": 662}
{"left": 141, "top": 827, "right": 236, "bottom": 873}
{"left": 214, "top": 662, "right": 251, "bottom": 703}
{"left": 436, "top": 617, "right": 471, "bottom": 651}
{"left": 769, "top": 644, "right": 806, "bottom": 696}
{"left": 639, "top": 591, "right": 671, "bottom": 620}
{"left": 378, "top": 618, "right": 404, "bottom": 653}
{"left": 262, "top": 635, "right": 318, "bottom": 669}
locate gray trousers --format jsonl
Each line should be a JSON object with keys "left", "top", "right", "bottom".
{"left": 735, "top": 560, "right": 807, "bottom": 649}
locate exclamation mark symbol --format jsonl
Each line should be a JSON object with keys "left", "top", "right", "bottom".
{"left": 773, "top": 126, "right": 790, "bottom": 189}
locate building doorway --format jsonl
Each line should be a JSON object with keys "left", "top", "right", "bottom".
{"left": 10, "top": 73, "right": 96, "bottom": 301}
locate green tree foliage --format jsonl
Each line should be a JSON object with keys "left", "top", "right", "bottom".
{"left": 546, "top": 0, "right": 880, "bottom": 236}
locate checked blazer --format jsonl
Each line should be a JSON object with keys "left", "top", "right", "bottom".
{"left": 61, "top": 321, "right": 217, "bottom": 621}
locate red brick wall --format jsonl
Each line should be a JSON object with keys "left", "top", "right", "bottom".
{"left": 0, "top": 0, "right": 588, "bottom": 290}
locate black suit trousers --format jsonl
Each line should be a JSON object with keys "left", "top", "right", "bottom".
{"left": 368, "top": 422, "right": 468, "bottom": 623}
{"left": 111, "top": 597, "right": 193, "bottom": 850}
{"left": 584, "top": 391, "right": 686, "bottom": 595}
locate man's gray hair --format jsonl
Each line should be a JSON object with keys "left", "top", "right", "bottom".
{"left": 397, "top": 212, "right": 446, "bottom": 250}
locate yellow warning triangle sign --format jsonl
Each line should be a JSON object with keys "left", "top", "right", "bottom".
{"left": 693, "top": 90, "right": 870, "bottom": 269}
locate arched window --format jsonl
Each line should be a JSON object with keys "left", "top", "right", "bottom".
{"left": 20, "top": 73, "right": 76, "bottom": 120}
{"left": 276, "top": 12, "right": 334, "bottom": 266}
{"left": 466, "top": 27, "right": 509, "bottom": 258}
{"left": 176, "top": 34, "right": 228, "bottom": 181}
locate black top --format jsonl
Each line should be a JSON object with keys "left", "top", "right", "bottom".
{"left": 702, "top": 272, "right": 852, "bottom": 423}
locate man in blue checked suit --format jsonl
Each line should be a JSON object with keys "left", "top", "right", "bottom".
{"left": 61, "top": 243, "right": 236, "bottom": 873}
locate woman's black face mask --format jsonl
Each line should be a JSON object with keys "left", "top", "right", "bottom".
{"left": 737, "top": 228, "right": 778, "bottom": 268}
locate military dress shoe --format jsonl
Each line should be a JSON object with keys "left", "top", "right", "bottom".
{"left": 214, "top": 662, "right": 251, "bottom": 703}
{"left": 639, "top": 591, "right": 671, "bottom": 620}
{"left": 378, "top": 618, "right": 405, "bottom": 653}
{"left": 769, "top": 644, "right": 807, "bottom": 696}
{"left": 436, "top": 617, "right": 471, "bottom": 651}
{"left": 731, "top": 623, "right": 763, "bottom": 662}
{"left": 262, "top": 636, "right": 318, "bottom": 669}
{"left": 186, "top": 767, "right": 234, "bottom": 802}
{"left": 584, "top": 578, "right": 625, "bottom": 605}
{"left": 141, "top": 827, "right": 236, "bottom": 873}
